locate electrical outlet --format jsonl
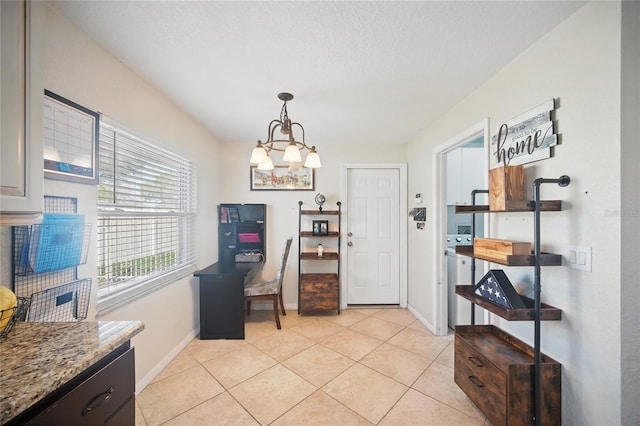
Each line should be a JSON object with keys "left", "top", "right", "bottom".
{"left": 566, "top": 246, "right": 591, "bottom": 271}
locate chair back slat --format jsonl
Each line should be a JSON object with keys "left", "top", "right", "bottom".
{"left": 275, "top": 237, "right": 293, "bottom": 286}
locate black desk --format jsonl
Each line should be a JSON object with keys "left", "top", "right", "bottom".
{"left": 193, "top": 261, "right": 261, "bottom": 339}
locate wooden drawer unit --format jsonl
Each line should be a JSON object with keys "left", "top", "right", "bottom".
{"left": 299, "top": 273, "right": 339, "bottom": 312}
{"left": 455, "top": 325, "right": 561, "bottom": 426}
{"left": 27, "top": 346, "right": 135, "bottom": 425}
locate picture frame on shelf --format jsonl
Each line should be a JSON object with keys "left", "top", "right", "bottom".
{"left": 313, "top": 220, "right": 328, "bottom": 235}
{"left": 250, "top": 166, "right": 314, "bottom": 191}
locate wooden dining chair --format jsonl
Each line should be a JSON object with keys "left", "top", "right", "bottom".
{"left": 244, "top": 237, "right": 292, "bottom": 329}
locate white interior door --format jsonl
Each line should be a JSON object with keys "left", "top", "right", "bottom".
{"left": 346, "top": 167, "right": 401, "bottom": 304}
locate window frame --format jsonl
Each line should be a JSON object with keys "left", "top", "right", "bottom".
{"left": 96, "top": 118, "right": 197, "bottom": 315}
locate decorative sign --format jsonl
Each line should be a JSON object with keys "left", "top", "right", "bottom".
{"left": 490, "top": 99, "right": 557, "bottom": 168}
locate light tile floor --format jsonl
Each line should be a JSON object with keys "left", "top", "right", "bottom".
{"left": 135, "top": 308, "right": 489, "bottom": 426}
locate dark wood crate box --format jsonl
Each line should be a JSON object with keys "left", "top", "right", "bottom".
{"left": 454, "top": 325, "right": 561, "bottom": 426}
{"left": 299, "top": 273, "right": 339, "bottom": 313}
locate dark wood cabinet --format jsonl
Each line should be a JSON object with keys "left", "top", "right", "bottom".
{"left": 218, "top": 203, "right": 266, "bottom": 263}
{"left": 299, "top": 273, "right": 339, "bottom": 311}
{"left": 298, "top": 201, "right": 341, "bottom": 314}
{"left": 455, "top": 325, "right": 561, "bottom": 426}
{"left": 17, "top": 343, "right": 134, "bottom": 426}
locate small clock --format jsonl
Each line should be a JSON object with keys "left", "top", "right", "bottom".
{"left": 315, "top": 193, "right": 326, "bottom": 212}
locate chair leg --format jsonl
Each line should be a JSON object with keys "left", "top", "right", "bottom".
{"left": 246, "top": 300, "right": 251, "bottom": 316}
{"left": 273, "top": 295, "right": 281, "bottom": 329}
{"left": 278, "top": 290, "right": 286, "bottom": 316}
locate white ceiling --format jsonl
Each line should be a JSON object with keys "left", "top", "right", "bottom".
{"left": 51, "top": 1, "right": 586, "bottom": 149}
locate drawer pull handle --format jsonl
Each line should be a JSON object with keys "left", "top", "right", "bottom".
{"left": 468, "top": 356, "right": 484, "bottom": 367}
{"left": 82, "top": 386, "right": 114, "bottom": 416}
{"left": 468, "top": 376, "right": 484, "bottom": 388}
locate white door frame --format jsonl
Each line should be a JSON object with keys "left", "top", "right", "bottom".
{"left": 431, "top": 119, "right": 490, "bottom": 335}
{"left": 341, "top": 163, "right": 408, "bottom": 309}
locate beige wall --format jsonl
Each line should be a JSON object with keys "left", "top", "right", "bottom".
{"left": 218, "top": 141, "right": 407, "bottom": 308}
{"left": 43, "top": 4, "right": 223, "bottom": 388}
{"left": 41, "top": 3, "right": 408, "bottom": 389}
{"left": 407, "top": 2, "right": 636, "bottom": 424}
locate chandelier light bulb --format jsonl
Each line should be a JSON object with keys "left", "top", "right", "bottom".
{"left": 304, "top": 146, "right": 322, "bottom": 168}
{"left": 283, "top": 142, "right": 302, "bottom": 163}
{"left": 257, "top": 155, "right": 274, "bottom": 170}
{"left": 250, "top": 142, "right": 268, "bottom": 164}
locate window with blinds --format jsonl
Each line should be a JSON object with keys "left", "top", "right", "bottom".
{"left": 97, "top": 120, "right": 197, "bottom": 313}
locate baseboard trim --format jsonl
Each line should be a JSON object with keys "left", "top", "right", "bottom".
{"left": 135, "top": 326, "right": 200, "bottom": 394}
{"left": 407, "top": 304, "right": 437, "bottom": 335}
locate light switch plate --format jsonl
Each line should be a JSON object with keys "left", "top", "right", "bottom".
{"left": 566, "top": 246, "right": 591, "bottom": 271}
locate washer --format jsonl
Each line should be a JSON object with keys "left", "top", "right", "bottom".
{"left": 447, "top": 235, "right": 483, "bottom": 329}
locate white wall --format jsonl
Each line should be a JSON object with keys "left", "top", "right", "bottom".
{"left": 43, "top": 4, "right": 223, "bottom": 387}
{"left": 620, "top": 1, "right": 640, "bottom": 423}
{"left": 218, "top": 141, "right": 407, "bottom": 308}
{"left": 407, "top": 2, "right": 636, "bottom": 424}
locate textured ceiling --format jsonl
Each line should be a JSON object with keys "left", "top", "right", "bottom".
{"left": 51, "top": 1, "right": 586, "bottom": 148}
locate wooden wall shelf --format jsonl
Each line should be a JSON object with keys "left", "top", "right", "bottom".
{"left": 455, "top": 286, "right": 562, "bottom": 321}
{"left": 300, "top": 209, "right": 340, "bottom": 216}
{"left": 454, "top": 245, "right": 563, "bottom": 266}
{"left": 300, "top": 231, "right": 339, "bottom": 238}
{"left": 300, "top": 252, "right": 339, "bottom": 260}
{"left": 455, "top": 200, "right": 562, "bottom": 214}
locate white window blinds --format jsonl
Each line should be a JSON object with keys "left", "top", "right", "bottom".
{"left": 97, "top": 120, "right": 197, "bottom": 313}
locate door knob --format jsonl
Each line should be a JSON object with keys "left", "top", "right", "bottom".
{"left": 348, "top": 232, "right": 353, "bottom": 237}
{"left": 347, "top": 241, "right": 353, "bottom": 247}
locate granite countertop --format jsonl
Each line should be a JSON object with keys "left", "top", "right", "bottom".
{"left": 0, "top": 320, "right": 144, "bottom": 424}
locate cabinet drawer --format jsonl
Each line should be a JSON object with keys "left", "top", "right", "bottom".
{"left": 300, "top": 280, "right": 338, "bottom": 293}
{"left": 455, "top": 338, "right": 506, "bottom": 425}
{"left": 28, "top": 348, "right": 135, "bottom": 425}
{"left": 300, "top": 292, "right": 339, "bottom": 310}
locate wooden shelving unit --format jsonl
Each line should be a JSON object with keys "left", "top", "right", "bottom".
{"left": 453, "top": 175, "right": 570, "bottom": 426}
{"left": 298, "top": 201, "right": 341, "bottom": 314}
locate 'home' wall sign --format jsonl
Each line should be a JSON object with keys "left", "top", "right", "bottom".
{"left": 490, "top": 99, "right": 557, "bottom": 168}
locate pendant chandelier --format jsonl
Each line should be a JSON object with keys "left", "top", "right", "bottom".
{"left": 249, "top": 93, "right": 321, "bottom": 170}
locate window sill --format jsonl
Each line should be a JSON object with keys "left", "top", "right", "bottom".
{"left": 97, "top": 264, "right": 197, "bottom": 316}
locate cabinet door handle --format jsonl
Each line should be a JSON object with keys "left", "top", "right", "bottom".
{"left": 468, "top": 376, "right": 484, "bottom": 388}
{"left": 468, "top": 356, "right": 484, "bottom": 367}
{"left": 82, "top": 386, "right": 114, "bottom": 416}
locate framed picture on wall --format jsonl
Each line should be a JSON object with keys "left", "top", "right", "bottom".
{"left": 43, "top": 90, "right": 99, "bottom": 184}
{"left": 250, "top": 166, "right": 314, "bottom": 191}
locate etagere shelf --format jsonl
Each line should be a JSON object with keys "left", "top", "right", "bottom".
{"left": 452, "top": 175, "right": 570, "bottom": 426}
{"left": 297, "top": 201, "right": 341, "bottom": 315}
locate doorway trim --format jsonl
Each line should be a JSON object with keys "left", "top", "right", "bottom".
{"left": 432, "top": 119, "right": 490, "bottom": 336}
{"left": 340, "top": 163, "right": 408, "bottom": 309}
